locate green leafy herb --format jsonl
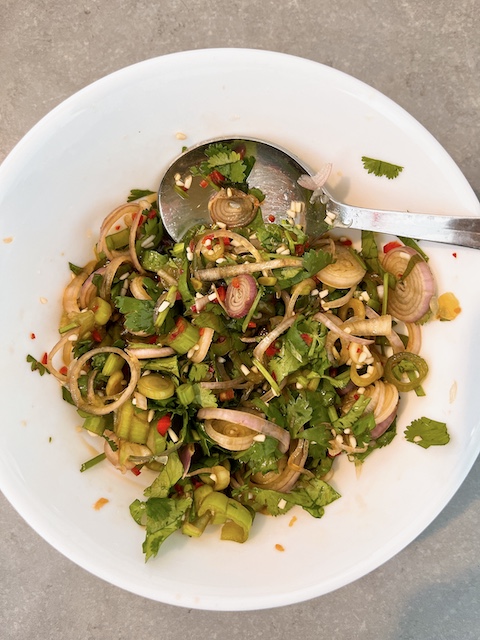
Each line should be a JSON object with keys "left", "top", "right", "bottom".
{"left": 143, "top": 452, "right": 184, "bottom": 498}
{"left": 26, "top": 354, "right": 50, "bottom": 376}
{"left": 114, "top": 296, "right": 156, "bottom": 334}
{"left": 129, "top": 496, "right": 192, "bottom": 560}
{"left": 361, "top": 156, "right": 404, "bottom": 179}
{"left": 404, "top": 417, "right": 450, "bottom": 448}
{"left": 234, "top": 436, "right": 283, "bottom": 475}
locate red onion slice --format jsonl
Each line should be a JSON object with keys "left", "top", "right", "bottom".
{"left": 382, "top": 246, "right": 435, "bottom": 322}
{"left": 225, "top": 274, "right": 258, "bottom": 318}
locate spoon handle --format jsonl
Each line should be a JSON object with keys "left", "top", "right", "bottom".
{"left": 327, "top": 198, "right": 480, "bottom": 249}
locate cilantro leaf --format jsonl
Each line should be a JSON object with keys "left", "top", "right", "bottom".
{"left": 286, "top": 396, "right": 312, "bottom": 438}
{"left": 234, "top": 436, "right": 283, "bottom": 475}
{"left": 114, "top": 296, "right": 156, "bottom": 334}
{"left": 361, "top": 156, "right": 404, "bottom": 180}
{"left": 289, "top": 475, "right": 341, "bottom": 518}
{"left": 130, "top": 496, "right": 192, "bottom": 561}
{"left": 26, "top": 354, "right": 50, "bottom": 376}
{"left": 143, "top": 452, "right": 184, "bottom": 498}
{"left": 404, "top": 417, "right": 450, "bottom": 448}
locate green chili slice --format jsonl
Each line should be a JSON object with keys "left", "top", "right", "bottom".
{"left": 383, "top": 352, "right": 428, "bottom": 392}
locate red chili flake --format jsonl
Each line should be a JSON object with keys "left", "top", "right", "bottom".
{"left": 222, "top": 237, "right": 231, "bottom": 246}
{"left": 247, "top": 321, "right": 257, "bottom": 329}
{"left": 452, "top": 252, "right": 457, "bottom": 258}
{"left": 130, "top": 466, "right": 141, "bottom": 476}
{"left": 30, "top": 333, "right": 36, "bottom": 340}
{"left": 147, "top": 335, "right": 157, "bottom": 344}
{"left": 192, "top": 478, "right": 204, "bottom": 489}
{"left": 208, "top": 170, "right": 225, "bottom": 186}
{"left": 190, "top": 304, "right": 198, "bottom": 314}
{"left": 301, "top": 333, "right": 313, "bottom": 345}
{"left": 216, "top": 286, "right": 226, "bottom": 302}
{"left": 203, "top": 234, "right": 214, "bottom": 244}
{"left": 41, "top": 352, "right": 48, "bottom": 365}
{"left": 265, "top": 344, "right": 279, "bottom": 357}
{"left": 175, "top": 291, "right": 182, "bottom": 301}
{"left": 231, "top": 277, "right": 241, "bottom": 289}
{"left": 91, "top": 329, "right": 103, "bottom": 343}
{"left": 271, "top": 371, "right": 277, "bottom": 381}
{"left": 294, "top": 244, "right": 305, "bottom": 256}
{"left": 199, "top": 179, "right": 209, "bottom": 188}
{"left": 383, "top": 241, "right": 402, "bottom": 253}
{"left": 329, "top": 367, "right": 338, "bottom": 377}
{"left": 353, "top": 394, "right": 360, "bottom": 401}
{"left": 199, "top": 327, "right": 205, "bottom": 336}
{"left": 148, "top": 209, "right": 157, "bottom": 219}
{"left": 170, "top": 317, "right": 186, "bottom": 340}
{"left": 59, "top": 366, "right": 68, "bottom": 376}
{"left": 268, "top": 215, "right": 276, "bottom": 222}
{"left": 340, "top": 238, "right": 353, "bottom": 247}
{"left": 156, "top": 414, "right": 172, "bottom": 436}
{"left": 115, "top": 225, "right": 121, "bottom": 231}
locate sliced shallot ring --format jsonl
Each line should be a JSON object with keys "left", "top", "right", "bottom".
{"left": 46, "top": 329, "right": 79, "bottom": 382}
{"left": 128, "top": 205, "right": 147, "bottom": 274}
{"left": 68, "top": 347, "right": 141, "bottom": 415}
{"left": 382, "top": 246, "right": 435, "bottom": 322}
{"left": 129, "top": 276, "right": 152, "bottom": 300}
{"left": 313, "top": 312, "right": 374, "bottom": 345}
{"left": 195, "top": 257, "right": 303, "bottom": 282}
{"left": 251, "top": 439, "right": 309, "bottom": 492}
{"left": 253, "top": 315, "right": 297, "bottom": 363}
{"left": 63, "top": 261, "right": 96, "bottom": 315}
{"left": 97, "top": 203, "right": 140, "bottom": 260}
{"left": 406, "top": 322, "right": 422, "bottom": 354}
{"left": 316, "top": 244, "right": 366, "bottom": 289}
{"left": 203, "top": 419, "right": 257, "bottom": 451}
{"left": 198, "top": 408, "right": 290, "bottom": 453}
{"left": 322, "top": 284, "right": 356, "bottom": 311}
{"left": 125, "top": 346, "right": 175, "bottom": 359}
{"left": 200, "top": 377, "right": 250, "bottom": 390}
{"left": 340, "top": 314, "right": 392, "bottom": 337}
{"left": 285, "top": 278, "right": 316, "bottom": 317}
{"left": 190, "top": 327, "right": 214, "bottom": 363}
{"left": 100, "top": 255, "right": 133, "bottom": 299}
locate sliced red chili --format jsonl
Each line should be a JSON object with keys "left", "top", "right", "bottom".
{"left": 208, "top": 170, "right": 225, "bottom": 186}
{"left": 265, "top": 344, "right": 279, "bottom": 357}
{"left": 41, "top": 352, "right": 48, "bottom": 365}
{"left": 59, "top": 366, "right": 68, "bottom": 376}
{"left": 301, "top": 333, "right": 313, "bottom": 345}
{"left": 383, "top": 241, "right": 402, "bottom": 253}
{"left": 91, "top": 328, "right": 103, "bottom": 343}
{"left": 156, "top": 414, "right": 172, "bottom": 436}
{"left": 216, "top": 286, "right": 226, "bottom": 302}
{"left": 130, "top": 466, "right": 142, "bottom": 476}
{"left": 247, "top": 321, "right": 257, "bottom": 328}
{"left": 199, "top": 179, "right": 209, "bottom": 188}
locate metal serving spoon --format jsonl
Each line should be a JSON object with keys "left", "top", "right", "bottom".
{"left": 158, "top": 137, "right": 480, "bottom": 248}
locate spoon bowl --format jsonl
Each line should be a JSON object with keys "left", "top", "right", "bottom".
{"left": 157, "top": 137, "right": 326, "bottom": 241}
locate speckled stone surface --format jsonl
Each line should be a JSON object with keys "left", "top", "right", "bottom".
{"left": 1, "top": 2, "right": 479, "bottom": 638}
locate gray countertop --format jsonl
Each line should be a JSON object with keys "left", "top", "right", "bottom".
{"left": 1, "top": 2, "right": 479, "bottom": 638}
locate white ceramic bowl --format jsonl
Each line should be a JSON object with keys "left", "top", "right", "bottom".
{"left": 1, "top": 49, "right": 479, "bottom": 611}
